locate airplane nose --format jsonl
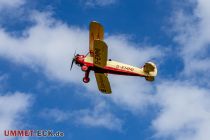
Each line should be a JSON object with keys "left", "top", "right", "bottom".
{"left": 75, "top": 55, "right": 84, "bottom": 64}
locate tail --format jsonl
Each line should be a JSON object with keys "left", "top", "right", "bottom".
{"left": 143, "top": 62, "right": 157, "bottom": 81}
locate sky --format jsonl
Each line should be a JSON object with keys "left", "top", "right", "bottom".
{"left": 0, "top": 0, "right": 210, "bottom": 140}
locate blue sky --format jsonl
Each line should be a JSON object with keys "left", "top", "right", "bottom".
{"left": 0, "top": 0, "right": 210, "bottom": 140}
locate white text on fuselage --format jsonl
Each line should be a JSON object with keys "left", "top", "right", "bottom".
{"left": 116, "top": 65, "right": 134, "bottom": 72}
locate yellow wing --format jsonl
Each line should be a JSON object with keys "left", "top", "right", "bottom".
{"left": 95, "top": 72, "right": 112, "bottom": 94}
{"left": 89, "top": 21, "right": 104, "bottom": 56}
{"left": 93, "top": 40, "right": 108, "bottom": 68}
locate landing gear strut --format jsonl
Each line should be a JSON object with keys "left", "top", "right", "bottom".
{"left": 82, "top": 69, "right": 90, "bottom": 83}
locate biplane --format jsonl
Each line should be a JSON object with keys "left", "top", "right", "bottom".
{"left": 71, "top": 21, "right": 157, "bottom": 94}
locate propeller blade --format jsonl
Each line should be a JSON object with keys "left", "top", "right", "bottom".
{"left": 70, "top": 51, "right": 77, "bottom": 71}
{"left": 70, "top": 58, "right": 75, "bottom": 71}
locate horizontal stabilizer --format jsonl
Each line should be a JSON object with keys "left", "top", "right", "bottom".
{"left": 143, "top": 62, "right": 157, "bottom": 77}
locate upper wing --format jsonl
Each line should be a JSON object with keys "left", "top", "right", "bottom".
{"left": 93, "top": 40, "right": 108, "bottom": 68}
{"left": 89, "top": 21, "right": 104, "bottom": 56}
{"left": 95, "top": 72, "right": 112, "bottom": 94}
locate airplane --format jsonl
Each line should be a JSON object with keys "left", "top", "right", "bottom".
{"left": 70, "top": 21, "right": 157, "bottom": 94}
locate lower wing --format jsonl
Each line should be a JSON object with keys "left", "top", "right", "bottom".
{"left": 95, "top": 72, "right": 112, "bottom": 94}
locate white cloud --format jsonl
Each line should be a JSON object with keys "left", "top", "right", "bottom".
{"left": 40, "top": 108, "right": 70, "bottom": 123}
{"left": 3, "top": 1, "right": 210, "bottom": 139}
{"left": 153, "top": 81, "right": 210, "bottom": 140}
{"left": 0, "top": 0, "right": 24, "bottom": 9}
{"left": 0, "top": 11, "right": 161, "bottom": 115}
{"left": 109, "top": 76, "right": 155, "bottom": 112}
{"left": 74, "top": 101, "right": 123, "bottom": 131}
{"left": 0, "top": 92, "right": 32, "bottom": 137}
{"left": 0, "top": 12, "right": 88, "bottom": 84}
{"left": 40, "top": 101, "right": 123, "bottom": 131}
{"left": 151, "top": 1, "right": 210, "bottom": 139}
{"left": 84, "top": 0, "right": 117, "bottom": 7}
{"left": 107, "top": 35, "right": 161, "bottom": 65}
{"left": 173, "top": 0, "right": 210, "bottom": 78}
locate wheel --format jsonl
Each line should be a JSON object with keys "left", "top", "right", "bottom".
{"left": 83, "top": 77, "right": 90, "bottom": 83}
{"left": 145, "top": 76, "right": 155, "bottom": 82}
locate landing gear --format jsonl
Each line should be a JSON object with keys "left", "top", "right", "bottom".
{"left": 145, "top": 76, "right": 155, "bottom": 82}
{"left": 83, "top": 77, "right": 90, "bottom": 83}
{"left": 82, "top": 68, "right": 90, "bottom": 83}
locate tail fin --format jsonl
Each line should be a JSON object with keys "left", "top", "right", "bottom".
{"left": 143, "top": 62, "right": 157, "bottom": 81}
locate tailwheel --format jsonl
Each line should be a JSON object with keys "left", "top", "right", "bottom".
{"left": 145, "top": 76, "right": 155, "bottom": 82}
{"left": 83, "top": 77, "right": 90, "bottom": 83}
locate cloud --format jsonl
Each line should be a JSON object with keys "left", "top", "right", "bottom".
{"left": 108, "top": 76, "right": 155, "bottom": 112}
{"left": 0, "top": 12, "right": 88, "bottom": 84}
{"left": 83, "top": 0, "right": 117, "bottom": 7}
{"left": 40, "top": 108, "right": 69, "bottom": 123}
{"left": 0, "top": 0, "right": 24, "bottom": 9}
{"left": 40, "top": 101, "right": 123, "bottom": 131}
{"left": 74, "top": 101, "right": 123, "bottom": 131}
{"left": 151, "top": 0, "right": 210, "bottom": 139}
{"left": 172, "top": 0, "right": 210, "bottom": 79}
{"left": 153, "top": 81, "right": 210, "bottom": 140}
{"left": 107, "top": 35, "right": 161, "bottom": 65}
{"left": 0, "top": 92, "right": 32, "bottom": 137}
{"left": 3, "top": 1, "right": 210, "bottom": 139}
{"left": 0, "top": 11, "right": 162, "bottom": 115}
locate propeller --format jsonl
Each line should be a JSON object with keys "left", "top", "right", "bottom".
{"left": 70, "top": 51, "right": 76, "bottom": 71}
